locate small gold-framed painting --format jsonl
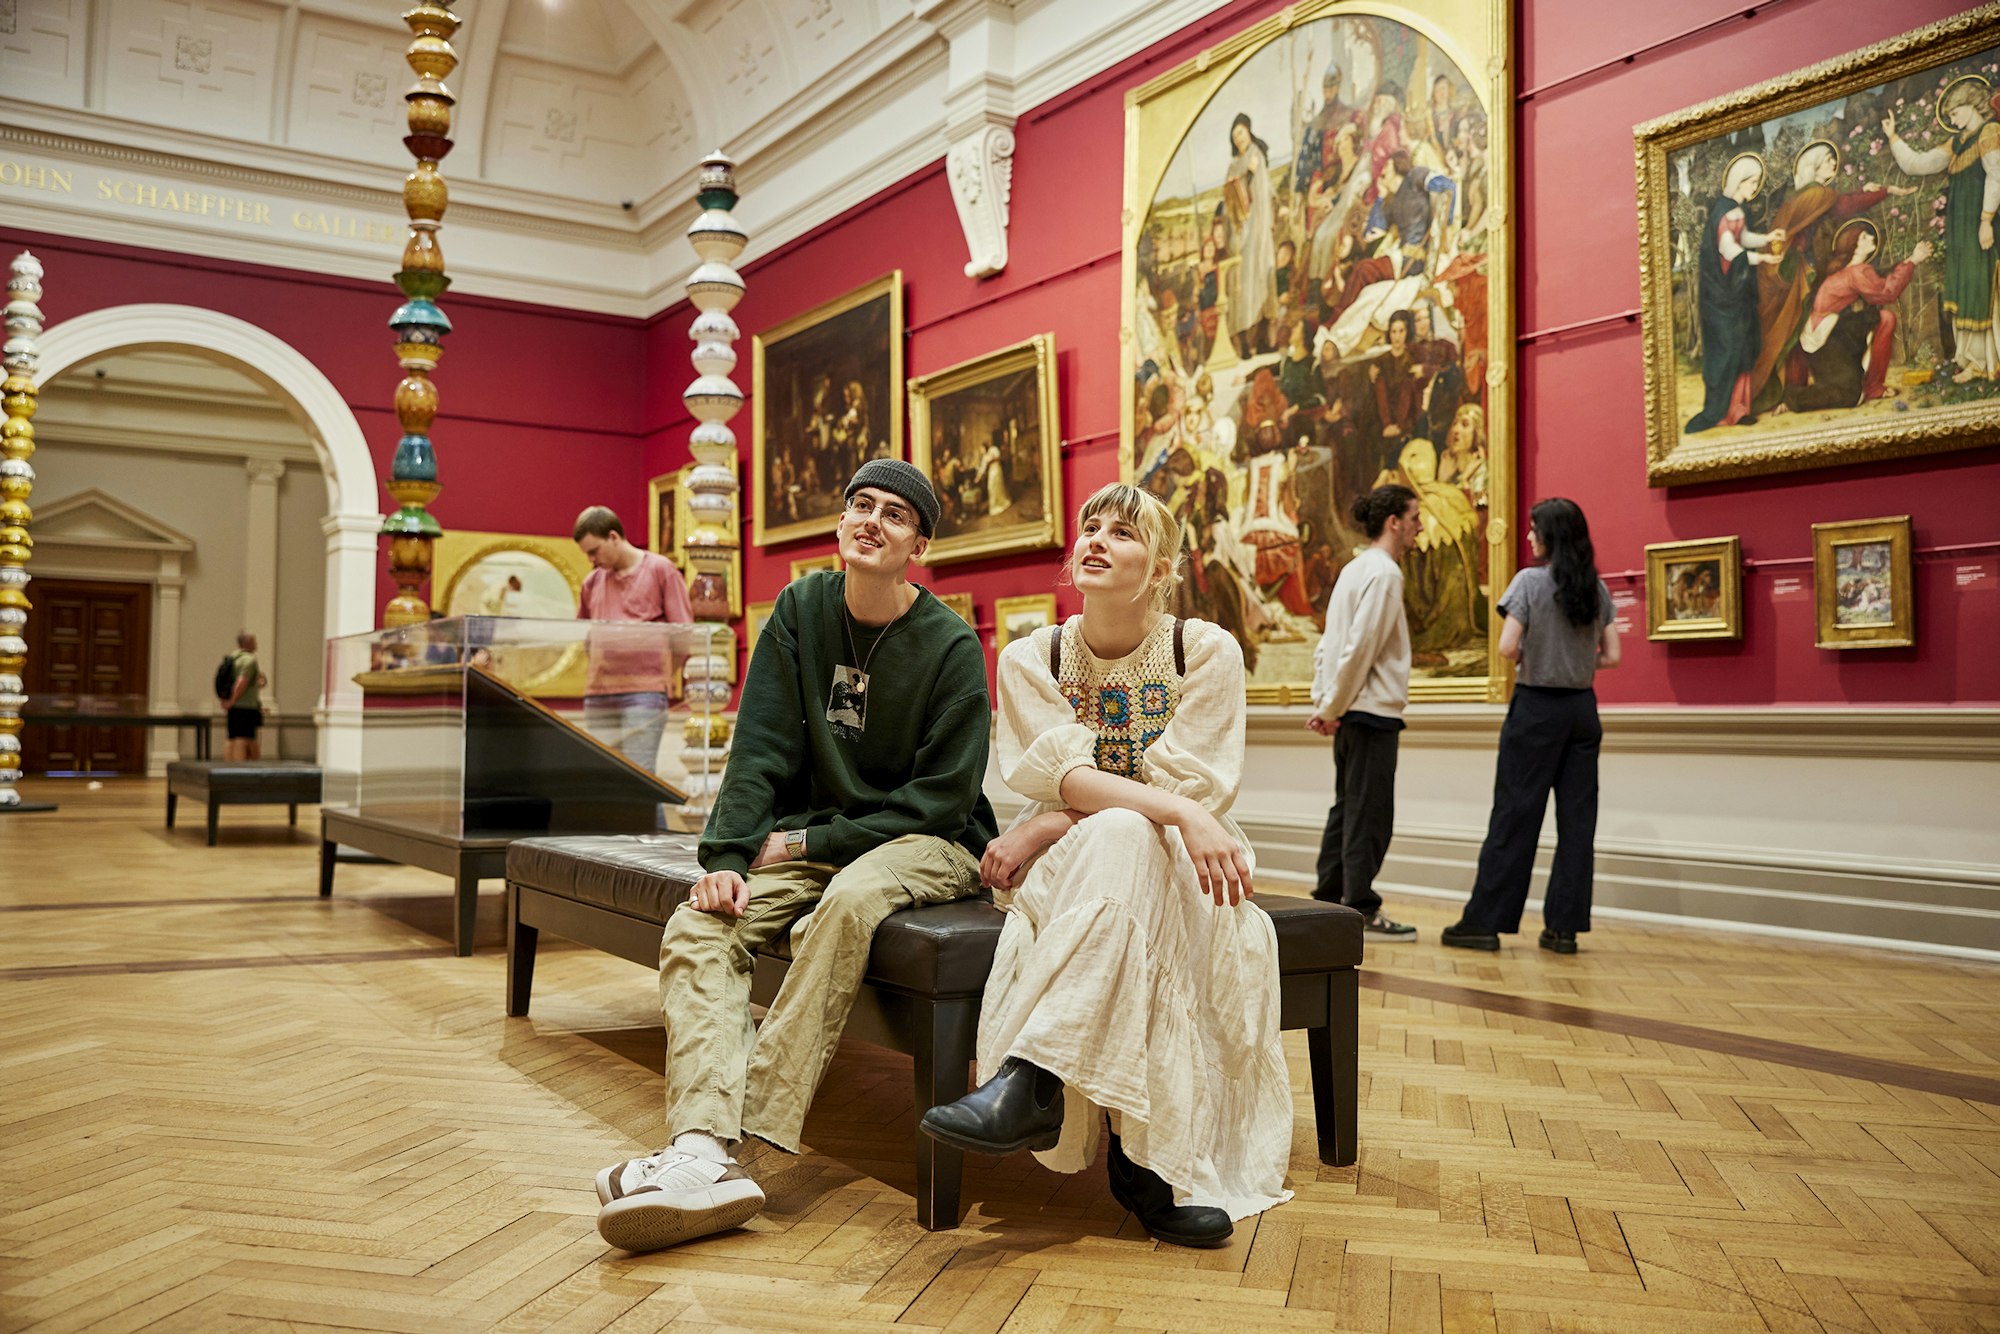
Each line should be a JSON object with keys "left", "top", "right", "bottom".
{"left": 1645, "top": 537, "right": 1742, "bottom": 641}
{"left": 937, "top": 591, "right": 975, "bottom": 628}
{"left": 789, "top": 552, "right": 842, "bottom": 582}
{"left": 647, "top": 470, "right": 682, "bottom": 558}
{"left": 910, "top": 333, "right": 1062, "bottom": 566}
{"left": 993, "top": 593, "right": 1058, "bottom": 651}
{"left": 433, "top": 529, "right": 591, "bottom": 695}
{"left": 1814, "top": 516, "right": 1914, "bottom": 649}
{"left": 652, "top": 465, "right": 743, "bottom": 617}
{"left": 744, "top": 599, "right": 777, "bottom": 664}
{"left": 753, "top": 271, "right": 904, "bottom": 546}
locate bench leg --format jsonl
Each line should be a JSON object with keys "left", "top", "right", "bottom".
{"left": 319, "top": 834, "right": 336, "bottom": 898}
{"left": 289, "top": 803, "right": 298, "bottom": 827}
{"left": 166, "top": 790, "right": 177, "bottom": 829}
{"left": 912, "top": 997, "right": 978, "bottom": 1231}
{"left": 1308, "top": 969, "right": 1359, "bottom": 1167}
{"left": 206, "top": 798, "right": 220, "bottom": 847}
{"left": 453, "top": 865, "right": 479, "bottom": 957}
{"left": 506, "top": 883, "right": 537, "bottom": 1016}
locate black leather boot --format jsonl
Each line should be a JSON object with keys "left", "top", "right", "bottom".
{"left": 919, "top": 1057, "right": 1064, "bottom": 1154}
{"left": 1105, "top": 1133, "right": 1233, "bottom": 1248}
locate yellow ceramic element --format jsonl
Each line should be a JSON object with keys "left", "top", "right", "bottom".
{"left": 405, "top": 94, "right": 454, "bottom": 136}
{"left": 402, "top": 225, "right": 445, "bottom": 274}
{"left": 0, "top": 499, "right": 29, "bottom": 525}
{"left": 386, "top": 478, "right": 443, "bottom": 507}
{"left": 402, "top": 3, "right": 462, "bottom": 40}
{"left": 396, "top": 375, "right": 438, "bottom": 432}
{"left": 404, "top": 165, "right": 448, "bottom": 222}
{"left": 396, "top": 341, "right": 443, "bottom": 369}
{"left": 407, "top": 35, "right": 458, "bottom": 80}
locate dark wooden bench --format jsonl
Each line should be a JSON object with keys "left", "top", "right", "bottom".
{"left": 505, "top": 833, "right": 1362, "bottom": 1230}
{"left": 165, "top": 760, "right": 322, "bottom": 846}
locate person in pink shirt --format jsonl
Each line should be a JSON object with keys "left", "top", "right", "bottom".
{"left": 1779, "top": 221, "right": 1933, "bottom": 415}
{"left": 572, "top": 505, "right": 694, "bottom": 773}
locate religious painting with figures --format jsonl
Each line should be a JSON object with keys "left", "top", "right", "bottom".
{"left": 1638, "top": 6, "right": 2000, "bottom": 484}
{"left": 1122, "top": 0, "right": 1514, "bottom": 703}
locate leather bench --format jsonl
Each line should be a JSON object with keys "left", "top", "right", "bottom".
{"left": 166, "top": 760, "right": 323, "bottom": 846}
{"left": 505, "top": 833, "right": 1362, "bottom": 1230}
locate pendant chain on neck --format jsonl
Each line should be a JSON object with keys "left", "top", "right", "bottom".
{"left": 844, "top": 594, "right": 909, "bottom": 678}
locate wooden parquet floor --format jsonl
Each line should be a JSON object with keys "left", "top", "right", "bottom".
{"left": 4, "top": 779, "right": 1999, "bottom": 1332}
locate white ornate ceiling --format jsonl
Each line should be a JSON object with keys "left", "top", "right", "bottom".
{"left": 0, "top": 0, "right": 1228, "bottom": 314}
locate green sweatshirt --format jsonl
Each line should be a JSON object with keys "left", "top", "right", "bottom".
{"left": 699, "top": 572, "right": 998, "bottom": 875}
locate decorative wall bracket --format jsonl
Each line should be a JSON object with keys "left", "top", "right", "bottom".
{"left": 946, "top": 121, "right": 1016, "bottom": 279}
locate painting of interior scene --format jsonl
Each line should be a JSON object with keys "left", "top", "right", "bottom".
{"left": 1129, "top": 13, "right": 1493, "bottom": 687}
{"left": 928, "top": 366, "right": 1045, "bottom": 544}
{"left": 1667, "top": 46, "right": 2000, "bottom": 445}
{"left": 758, "top": 286, "right": 897, "bottom": 542}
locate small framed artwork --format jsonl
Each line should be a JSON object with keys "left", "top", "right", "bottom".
{"left": 789, "top": 552, "right": 842, "bottom": 582}
{"left": 993, "top": 593, "right": 1058, "bottom": 652}
{"left": 743, "top": 599, "right": 777, "bottom": 665}
{"left": 753, "top": 272, "right": 904, "bottom": 546}
{"left": 909, "top": 334, "right": 1063, "bottom": 566}
{"left": 1814, "top": 516, "right": 1914, "bottom": 649}
{"left": 647, "top": 470, "right": 682, "bottom": 559}
{"left": 1645, "top": 537, "right": 1742, "bottom": 641}
{"left": 937, "top": 591, "right": 976, "bottom": 628}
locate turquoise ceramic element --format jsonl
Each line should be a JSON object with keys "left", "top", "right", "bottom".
{"left": 392, "top": 433, "right": 438, "bottom": 481}
{"left": 388, "top": 298, "right": 453, "bottom": 337}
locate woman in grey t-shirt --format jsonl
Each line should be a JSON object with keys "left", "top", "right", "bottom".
{"left": 1442, "top": 499, "right": 1620, "bottom": 954}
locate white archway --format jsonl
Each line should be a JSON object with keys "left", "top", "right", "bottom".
{"left": 33, "top": 303, "right": 380, "bottom": 651}
{"left": 34, "top": 304, "right": 382, "bottom": 767}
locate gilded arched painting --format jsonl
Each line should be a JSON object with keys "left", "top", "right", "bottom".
{"left": 1122, "top": 0, "right": 1514, "bottom": 704}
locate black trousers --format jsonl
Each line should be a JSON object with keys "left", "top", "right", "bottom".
{"left": 1460, "top": 686, "right": 1601, "bottom": 934}
{"left": 1315, "top": 720, "right": 1399, "bottom": 916}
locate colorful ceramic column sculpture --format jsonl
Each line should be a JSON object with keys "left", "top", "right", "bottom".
{"left": 381, "top": 0, "right": 460, "bottom": 626}
{"left": 678, "top": 153, "right": 748, "bottom": 810}
{"left": 0, "top": 252, "right": 46, "bottom": 810}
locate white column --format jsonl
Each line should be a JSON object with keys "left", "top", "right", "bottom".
{"left": 318, "top": 511, "right": 382, "bottom": 780}
{"left": 243, "top": 459, "right": 286, "bottom": 658}
{"left": 148, "top": 553, "right": 186, "bottom": 774}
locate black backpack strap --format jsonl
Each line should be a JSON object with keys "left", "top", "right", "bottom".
{"left": 1048, "top": 623, "right": 1062, "bottom": 680}
{"left": 1172, "top": 617, "right": 1186, "bottom": 676}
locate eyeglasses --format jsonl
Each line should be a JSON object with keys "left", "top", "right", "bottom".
{"left": 845, "top": 495, "right": 914, "bottom": 532}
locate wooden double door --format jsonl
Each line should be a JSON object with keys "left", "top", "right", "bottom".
{"left": 22, "top": 578, "right": 153, "bottom": 776}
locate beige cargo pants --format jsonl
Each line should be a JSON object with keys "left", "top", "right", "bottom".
{"left": 658, "top": 833, "right": 981, "bottom": 1152}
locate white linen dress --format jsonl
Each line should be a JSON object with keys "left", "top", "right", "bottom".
{"left": 976, "top": 614, "right": 1293, "bottom": 1220}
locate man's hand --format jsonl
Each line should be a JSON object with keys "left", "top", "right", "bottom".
{"left": 749, "top": 830, "right": 791, "bottom": 869}
{"left": 687, "top": 870, "right": 749, "bottom": 917}
{"left": 1305, "top": 714, "right": 1338, "bottom": 735}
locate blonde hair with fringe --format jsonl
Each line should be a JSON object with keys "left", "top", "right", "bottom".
{"left": 1069, "top": 482, "right": 1185, "bottom": 612}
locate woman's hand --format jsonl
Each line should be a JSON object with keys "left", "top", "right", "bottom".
{"left": 686, "top": 870, "right": 749, "bottom": 917}
{"left": 1171, "top": 798, "right": 1253, "bottom": 906}
{"left": 980, "top": 810, "right": 1077, "bottom": 891}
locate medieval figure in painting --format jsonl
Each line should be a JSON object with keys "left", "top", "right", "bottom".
{"left": 1686, "top": 153, "right": 1788, "bottom": 433}
{"left": 1747, "top": 140, "right": 1914, "bottom": 413}
{"left": 1782, "top": 222, "right": 1935, "bottom": 414}
{"left": 1224, "top": 113, "right": 1279, "bottom": 356}
{"left": 1884, "top": 77, "right": 2000, "bottom": 382}
{"left": 1374, "top": 438, "right": 1482, "bottom": 656}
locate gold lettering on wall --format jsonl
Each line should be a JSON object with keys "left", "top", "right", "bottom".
{"left": 1, "top": 156, "right": 396, "bottom": 246}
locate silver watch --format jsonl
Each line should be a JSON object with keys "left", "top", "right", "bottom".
{"left": 784, "top": 828, "right": 808, "bottom": 861}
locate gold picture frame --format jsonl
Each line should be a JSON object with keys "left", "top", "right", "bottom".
{"left": 433, "top": 529, "right": 591, "bottom": 696}
{"left": 909, "top": 334, "right": 1063, "bottom": 565}
{"left": 647, "top": 469, "right": 681, "bottom": 558}
{"left": 651, "top": 465, "right": 743, "bottom": 617}
{"left": 993, "top": 593, "right": 1058, "bottom": 651}
{"left": 1637, "top": 5, "right": 2000, "bottom": 486}
{"left": 1645, "top": 536, "right": 1743, "bottom": 641}
{"left": 753, "top": 272, "right": 904, "bottom": 546}
{"left": 1814, "top": 515, "right": 1914, "bottom": 649}
{"left": 789, "top": 552, "right": 842, "bottom": 582}
{"left": 744, "top": 599, "right": 777, "bottom": 665}
{"left": 1121, "top": 0, "right": 1516, "bottom": 706}
{"left": 937, "top": 591, "right": 976, "bottom": 628}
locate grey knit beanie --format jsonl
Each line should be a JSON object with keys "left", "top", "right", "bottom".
{"left": 844, "top": 458, "right": 940, "bottom": 537}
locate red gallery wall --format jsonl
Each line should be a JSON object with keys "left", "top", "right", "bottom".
{"left": 645, "top": 0, "right": 2000, "bottom": 706}
{"left": 0, "top": 227, "right": 652, "bottom": 615}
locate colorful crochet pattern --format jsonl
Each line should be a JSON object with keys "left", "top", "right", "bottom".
{"left": 1053, "top": 618, "right": 1183, "bottom": 780}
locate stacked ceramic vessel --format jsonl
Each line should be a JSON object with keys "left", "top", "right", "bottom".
{"left": 0, "top": 252, "right": 44, "bottom": 808}
{"left": 381, "top": 0, "right": 461, "bottom": 626}
{"left": 678, "top": 153, "right": 749, "bottom": 807}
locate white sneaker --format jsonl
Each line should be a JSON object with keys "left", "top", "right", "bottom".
{"left": 594, "top": 1149, "right": 766, "bottom": 1252}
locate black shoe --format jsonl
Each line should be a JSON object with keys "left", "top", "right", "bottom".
{"left": 1440, "top": 921, "right": 1500, "bottom": 951}
{"left": 1106, "top": 1134, "right": 1232, "bottom": 1249}
{"left": 1361, "top": 913, "right": 1417, "bottom": 940}
{"left": 919, "top": 1057, "right": 1064, "bottom": 1154}
{"left": 1539, "top": 929, "right": 1578, "bottom": 955}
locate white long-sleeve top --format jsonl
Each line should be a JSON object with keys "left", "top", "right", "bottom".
{"left": 1309, "top": 545, "right": 1411, "bottom": 724}
{"left": 1889, "top": 128, "right": 2000, "bottom": 215}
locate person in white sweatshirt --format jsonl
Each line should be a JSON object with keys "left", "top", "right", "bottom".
{"left": 1306, "top": 483, "right": 1422, "bottom": 939}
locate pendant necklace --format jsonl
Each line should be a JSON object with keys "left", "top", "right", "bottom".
{"left": 827, "top": 591, "right": 910, "bottom": 738}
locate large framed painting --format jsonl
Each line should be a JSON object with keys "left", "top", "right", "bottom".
{"left": 1122, "top": 0, "right": 1515, "bottom": 705}
{"left": 1638, "top": 5, "right": 2000, "bottom": 486}
{"left": 753, "top": 272, "right": 904, "bottom": 546}
{"left": 434, "top": 529, "right": 590, "bottom": 695}
{"left": 909, "top": 334, "right": 1063, "bottom": 565}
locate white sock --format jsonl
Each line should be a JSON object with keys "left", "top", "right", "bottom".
{"left": 673, "top": 1131, "right": 730, "bottom": 1164}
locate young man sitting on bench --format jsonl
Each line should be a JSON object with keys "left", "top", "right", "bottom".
{"left": 593, "top": 459, "right": 998, "bottom": 1253}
